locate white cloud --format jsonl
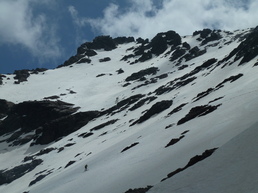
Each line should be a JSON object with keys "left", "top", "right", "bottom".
{"left": 68, "top": 5, "right": 82, "bottom": 27}
{"left": 80, "top": 0, "right": 258, "bottom": 38}
{"left": 68, "top": 5, "right": 90, "bottom": 44}
{"left": 0, "top": 0, "right": 61, "bottom": 59}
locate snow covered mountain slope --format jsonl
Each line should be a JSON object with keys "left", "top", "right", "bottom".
{"left": 0, "top": 26, "right": 258, "bottom": 193}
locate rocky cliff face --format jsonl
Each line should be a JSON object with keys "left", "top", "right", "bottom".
{"left": 0, "top": 26, "right": 258, "bottom": 193}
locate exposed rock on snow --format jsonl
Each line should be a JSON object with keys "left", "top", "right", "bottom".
{"left": 177, "top": 104, "right": 221, "bottom": 125}
{"left": 0, "top": 159, "right": 43, "bottom": 185}
{"left": 125, "top": 67, "right": 159, "bottom": 82}
{"left": 0, "top": 100, "right": 99, "bottom": 145}
{"left": 161, "top": 148, "right": 217, "bottom": 182}
{"left": 13, "top": 69, "right": 30, "bottom": 84}
{"left": 121, "top": 142, "right": 139, "bottom": 153}
{"left": 124, "top": 185, "right": 153, "bottom": 193}
{"left": 131, "top": 100, "right": 173, "bottom": 126}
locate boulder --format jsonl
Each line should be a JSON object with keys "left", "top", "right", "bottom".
{"left": 13, "top": 69, "right": 30, "bottom": 83}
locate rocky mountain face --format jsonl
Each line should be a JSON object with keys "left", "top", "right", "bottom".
{"left": 0, "top": 26, "right": 258, "bottom": 193}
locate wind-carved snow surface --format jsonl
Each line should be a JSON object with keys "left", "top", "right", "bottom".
{"left": 0, "top": 27, "right": 258, "bottom": 193}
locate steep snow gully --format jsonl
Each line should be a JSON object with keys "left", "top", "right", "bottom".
{"left": 1, "top": 26, "right": 258, "bottom": 193}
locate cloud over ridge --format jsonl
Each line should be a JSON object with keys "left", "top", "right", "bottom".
{"left": 80, "top": 0, "right": 258, "bottom": 38}
{"left": 0, "top": 0, "right": 61, "bottom": 60}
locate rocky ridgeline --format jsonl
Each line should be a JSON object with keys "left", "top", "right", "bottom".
{"left": 2, "top": 27, "right": 257, "bottom": 84}
{"left": 58, "top": 36, "right": 135, "bottom": 68}
{"left": 0, "top": 68, "right": 48, "bottom": 85}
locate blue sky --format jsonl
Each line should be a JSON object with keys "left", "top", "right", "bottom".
{"left": 0, "top": 0, "right": 257, "bottom": 74}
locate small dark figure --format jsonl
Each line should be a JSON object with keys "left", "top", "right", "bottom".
{"left": 84, "top": 164, "right": 88, "bottom": 171}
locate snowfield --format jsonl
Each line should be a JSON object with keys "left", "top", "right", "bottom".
{"left": 0, "top": 27, "right": 258, "bottom": 193}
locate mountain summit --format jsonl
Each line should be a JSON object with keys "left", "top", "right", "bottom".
{"left": 0, "top": 26, "right": 258, "bottom": 193}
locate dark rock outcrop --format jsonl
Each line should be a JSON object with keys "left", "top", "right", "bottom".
{"left": 138, "top": 51, "right": 152, "bottom": 62}
{"left": 149, "top": 33, "right": 168, "bottom": 56}
{"left": 65, "top": 160, "right": 76, "bottom": 168}
{"left": 121, "top": 142, "right": 139, "bottom": 153}
{"left": 30, "top": 68, "right": 48, "bottom": 74}
{"left": 131, "top": 100, "right": 173, "bottom": 125}
{"left": 116, "top": 68, "right": 124, "bottom": 74}
{"left": 220, "top": 27, "right": 258, "bottom": 65}
{"left": 34, "top": 110, "right": 99, "bottom": 145}
{"left": 58, "top": 54, "right": 87, "bottom": 67}
{"left": 0, "top": 99, "right": 14, "bottom": 119}
{"left": 178, "top": 58, "right": 217, "bottom": 81}
{"left": 0, "top": 159, "right": 43, "bottom": 185}
{"left": 77, "top": 45, "right": 97, "bottom": 56}
{"left": 154, "top": 76, "right": 196, "bottom": 95}
{"left": 193, "top": 28, "right": 212, "bottom": 38}
{"left": 113, "top": 36, "right": 135, "bottom": 44}
{"left": 84, "top": 36, "right": 117, "bottom": 51}
{"left": 182, "top": 42, "right": 191, "bottom": 49}
{"left": 0, "top": 100, "right": 100, "bottom": 145}
{"left": 23, "top": 148, "right": 56, "bottom": 162}
{"left": 124, "top": 186, "right": 153, "bottom": 193}
{"left": 136, "top": 38, "right": 149, "bottom": 44}
{"left": 201, "top": 31, "right": 222, "bottom": 46}
{"left": 129, "top": 96, "right": 157, "bottom": 111}
{"left": 14, "top": 69, "right": 30, "bottom": 83}
{"left": 29, "top": 173, "right": 50, "bottom": 186}
{"left": 183, "top": 46, "right": 207, "bottom": 61}
{"left": 125, "top": 67, "right": 159, "bottom": 82}
{"left": 76, "top": 58, "right": 91, "bottom": 64}
{"left": 102, "top": 94, "right": 145, "bottom": 116}
{"left": 43, "top": 95, "right": 60, "bottom": 100}
{"left": 0, "top": 100, "right": 78, "bottom": 136}
{"left": 90, "top": 119, "right": 118, "bottom": 131}
{"left": 165, "top": 135, "right": 185, "bottom": 148}
{"left": 215, "top": 73, "right": 243, "bottom": 89}
{"left": 193, "top": 88, "right": 215, "bottom": 102}
{"left": 78, "top": 132, "right": 94, "bottom": 138}
{"left": 170, "top": 48, "right": 187, "bottom": 61}
{"left": 59, "top": 35, "right": 135, "bottom": 68}
{"left": 0, "top": 74, "right": 6, "bottom": 85}
{"left": 177, "top": 104, "right": 221, "bottom": 125}
{"left": 167, "top": 103, "right": 188, "bottom": 116}
{"left": 121, "top": 31, "right": 181, "bottom": 63}
{"left": 99, "top": 57, "right": 111, "bottom": 62}
{"left": 161, "top": 148, "right": 217, "bottom": 181}
{"left": 146, "top": 30, "right": 181, "bottom": 57}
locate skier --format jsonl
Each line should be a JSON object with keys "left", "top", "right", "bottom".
{"left": 84, "top": 164, "right": 88, "bottom": 171}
